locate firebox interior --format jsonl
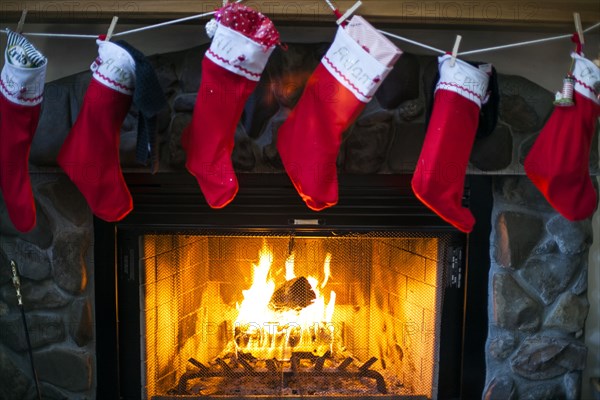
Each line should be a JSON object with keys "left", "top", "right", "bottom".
{"left": 139, "top": 232, "right": 450, "bottom": 399}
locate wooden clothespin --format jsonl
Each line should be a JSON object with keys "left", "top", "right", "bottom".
{"left": 105, "top": 16, "right": 119, "bottom": 41}
{"left": 450, "top": 35, "right": 462, "bottom": 67}
{"left": 573, "top": 12, "right": 584, "bottom": 45}
{"left": 16, "top": 9, "right": 28, "bottom": 34}
{"left": 337, "top": 1, "right": 362, "bottom": 26}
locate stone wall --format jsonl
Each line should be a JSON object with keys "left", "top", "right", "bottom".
{"left": 0, "top": 175, "right": 94, "bottom": 400}
{"left": 485, "top": 176, "right": 594, "bottom": 400}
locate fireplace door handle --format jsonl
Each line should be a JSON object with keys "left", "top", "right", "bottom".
{"left": 288, "top": 219, "right": 325, "bottom": 226}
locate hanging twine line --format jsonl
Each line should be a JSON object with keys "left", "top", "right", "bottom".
{"left": 377, "top": 31, "right": 445, "bottom": 54}
{"left": 458, "top": 21, "right": 600, "bottom": 56}
{"left": 378, "top": 21, "right": 600, "bottom": 56}
{"left": 0, "top": 10, "right": 217, "bottom": 39}
{"left": 0, "top": 0, "right": 244, "bottom": 39}
{"left": 0, "top": 6, "right": 598, "bottom": 57}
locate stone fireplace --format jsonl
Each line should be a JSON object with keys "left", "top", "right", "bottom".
{"left": 0, "top": 36, "right": 598, "bottom": 400}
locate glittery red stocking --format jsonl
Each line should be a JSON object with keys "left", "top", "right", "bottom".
{"left": 182, "top": 4, "right": 279, "bottom": 208}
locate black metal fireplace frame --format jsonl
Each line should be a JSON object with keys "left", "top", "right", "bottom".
{"left": 94, "top": 173, "right": 492, "bottom": 400}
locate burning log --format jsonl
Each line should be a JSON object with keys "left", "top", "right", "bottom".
{"left": 269, "top": 276, "right": 316, "bottom": 311}
{"left": 231, "top": 249, "right": 336, "bottom": 361}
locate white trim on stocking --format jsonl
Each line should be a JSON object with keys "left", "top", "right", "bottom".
{"left": 321, "top": 26, "right": 392, "bottom": 103}
{"left": 436, "top": 54, "right": 490, "bottom": 108}
{"left": 572, "top": 52, "right": 600, "bottom": 104}
{"left": 91, "top": 40, "right": 135, "bottom": 95}
{"left": 0, "top": 53, "right": 47, "bottom": 106}
{"left": 205, "top": 24, "right": 275, "bottom": 82}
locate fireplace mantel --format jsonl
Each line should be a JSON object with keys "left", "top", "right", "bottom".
{"left": 1, "top": 0, "right": 599, "bottom": 29}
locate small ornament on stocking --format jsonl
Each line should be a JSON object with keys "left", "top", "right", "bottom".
{"left": 411, "top": 55, "right": 491, "bottom": 233}
{"left": 0, "top": 29, "right": 47, "bottom": 232}
{"left": 58, "top": 39, "right": 136, "bottom": 221}
{"left": 553, "top": 75, "right": 575, "bottom": 107}
{"left": 525, "top": 52, "right": 600, "bottom": 221}
{"left": 182, "top": 3, "right": 280, "bottom": 208}
{"left": 276, "top": 16, "right": 400, "bottom": 211}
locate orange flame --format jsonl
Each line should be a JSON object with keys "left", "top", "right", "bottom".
{"left": 234, "top": 243, "right": 336, "bottom": 360}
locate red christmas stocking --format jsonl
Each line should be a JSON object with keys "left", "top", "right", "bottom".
{"left": 182, "top": 4, "right": 279, "bottom": 208}
{"left": 58, "top": 39, "right": 135, "bottom": 221}
{"left": 0, "top": 29, "right": 47, "bottom": 232}
{"left": 525, "top": 53, "right": 600, "bottom": 221}
{"left": 276, "top": 23, "right": 398, "bottom": 211}
{"left": 411, "top": 55, "right": 491, "bottom": 233}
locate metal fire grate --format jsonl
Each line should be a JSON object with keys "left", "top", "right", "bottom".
{"left": 171, "top": 351, "right": 386, "bottom": 396}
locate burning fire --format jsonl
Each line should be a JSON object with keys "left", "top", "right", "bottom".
{"left": 233, "top": 244, "right": 336, "bottom": 360}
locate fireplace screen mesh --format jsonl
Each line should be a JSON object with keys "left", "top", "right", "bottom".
{"left": 139, "top": 232, "right": 449, "bottom": 399}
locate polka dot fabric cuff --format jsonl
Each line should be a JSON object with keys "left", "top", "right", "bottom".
{"left": 215, "top": 3, "right": 280, "bottom": 48}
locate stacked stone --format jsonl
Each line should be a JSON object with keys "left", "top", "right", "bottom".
{"left": 0, "top": 175, "right": 94, "bottom": 400}
{"left": 485, "top": 176, "right": 594, "bottom": 400}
